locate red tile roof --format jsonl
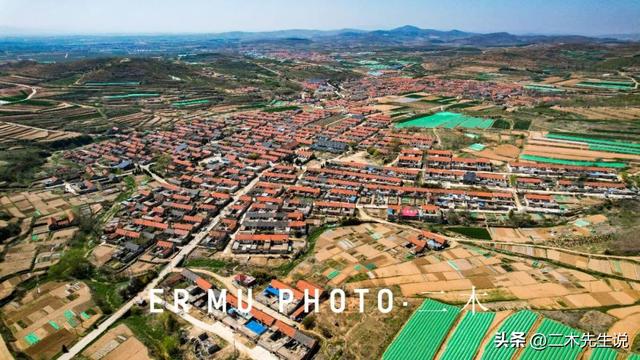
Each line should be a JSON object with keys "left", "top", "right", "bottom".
{"left": 275, "top": 320, "right": 296, "bottom": 337}
{"left": 314, "top": 201, "right": 356, "bottom": 209}
{"left": 421, "top": 231, "right": 447, "bottom": 245}
{"left": 235, "top": 233, "right": 289, "bottom": 242}
{"left": 270, "top": 279, "right": 304, "bottom": 300}
{"left": 296, "top": 280, "right": 324, "bottom": 296}
{"left": 133, "top": 219, "right": 169, "bottom": 230}
{"left": 115, "top": 228, "right": 141, "bottom": 239}
{"left": 196, "top": 277, "right": 212, "bottom": 291}
{"left": 250, "top": 308, "right": 275, "bottom": 326}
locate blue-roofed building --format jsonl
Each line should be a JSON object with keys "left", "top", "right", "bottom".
{"left": 244, "top": 319, "right": 268, "bottom": 335}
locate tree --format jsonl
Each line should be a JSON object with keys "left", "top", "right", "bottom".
{"left": 302, "top": 315, "right": 316, "bottom": 330}
{"left": 48, "top": 248, "right": 95, "bottom": 280}
{"left": 0, "top": 222, "right": 20, "bottom": 242}
{"left": 153, "top": 153, "right": 171, "bottom": 175}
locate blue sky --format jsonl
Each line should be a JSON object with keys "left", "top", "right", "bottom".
{"left": 1, "top": 0, "right": 638, "bottom": 35}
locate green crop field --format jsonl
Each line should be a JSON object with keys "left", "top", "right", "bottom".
{"left": 525, "top": 84, "right": 565, "bottom": 93}
{"left": 519, "top": 154, "right": 627, "bottom": 168}
{"left": 171, "top": 99, "right": 210, "bottom": 107}
{"left": 589, "top": 347, "right": 620, "bottom": 360}
{"left": 547, "top": 133, "right": 640, "bottom": 148}
{"left": 513, "top": 119, "right": 532, "bottom": 130}
{"left": 383, "top": 299, "right": 460, "bottom": 360}
{"left": 448, "top": 226, "right": 492, "bottom": 240}
{"left": 481, "top": 310, "right": 539, "bottom": 360}
{"left": 84, "top": 81, "right": 141, "bottom": 86}
{"left": 519, "top": 318, "right": 583, "bottom": 360}
{"left": 576, "top": 81, "right": 634, "bottom": 90}
{"left": 395, "top": 112, "right": 494, "bottom": 129}
{"left": 440, "top": 312, "right": 495, "bottom": 360}
{"left": 546, "top": 133, "right": 640, "bottom": 155}
{"left": 103, "top": 93, "right": 160, "bottom": 100}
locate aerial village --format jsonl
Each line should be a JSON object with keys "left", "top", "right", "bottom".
{"left": 1, "top": 46, "right": 639, "bottom": 360}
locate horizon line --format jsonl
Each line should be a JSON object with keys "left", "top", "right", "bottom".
{"left": 0, "top": 24, "right": 631, "bottom": 39}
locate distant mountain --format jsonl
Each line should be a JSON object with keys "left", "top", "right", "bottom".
{"left": 223, "top": 25, "right": 622, "bottom": 47}
{"left": 203, "top": 28, "right": 366, "bottom": 41}
{"left": 600, "top": 33, "right": 640, "bottom": 41}
{"left": 0, "top": 25, "right": 630, "bottom": 59}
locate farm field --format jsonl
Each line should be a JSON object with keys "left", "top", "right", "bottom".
{"left": 575, "top": 80, "right": 635, "bottom": 91}
{"left": 312, "top": 225, "right": 640, "bottom": 312}
{"left": 519, "top": 154, "right": 627, "bottom": 168}
{"left": 307, "top": 223, "right": 423, "bottom": 286}
{"left": 0, "top": 189, "right": 109, "bottom": 220}
{"left": 1, "top": 281, "right": 102, "bottom": 359}
{"left": 82, "top": 323, "right": 152, "bottom": 360}
{"left": 473, "top": 144, "right": 521, "bottom": 162}
{"left": 606, "top": 306, "right": 640, "bottom": 354}
{"left": 519, "top": 318, "right": 583, "bottom": 360}
{"left": 479, "top": 310, "right": 539, "bottom": 360}
{"left": 383, "top": 299, "right": 460, "bottom": 360}
{"left": 395, "top": 112, "right": 495, "bottom": 129}
{"left": 385, "top": 301, "right": 639, "bottom": 360}
{"left": 551, "top": 106, "right": 640, "bottom": 120}
{"left": 490, "top": 242, "right": 640, "bottom": 281}
{"left": 488, "top": 215, "right": 612, "bottom": 244}
{"left": 0, "top": 121, "right": 80, "bottom": 143}
{"left": 439, "top": 311, "right": 495, "bottom": 360}
{"left": 522, "top": 134, "right": 640, "bottom": 164}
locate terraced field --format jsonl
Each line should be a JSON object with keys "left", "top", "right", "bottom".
{"left": 0, "top": 121, "right": 80, "bottom": 143}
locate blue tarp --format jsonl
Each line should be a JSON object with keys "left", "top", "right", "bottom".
{"left": 245, "top": 320, "right": 268, "bottom": 335}
{"left": 264, "top": 285, "right": 279, "bottom": 297}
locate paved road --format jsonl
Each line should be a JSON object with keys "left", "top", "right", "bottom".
{"left": 59, "top": 165, "right": 276, "bottom": 360}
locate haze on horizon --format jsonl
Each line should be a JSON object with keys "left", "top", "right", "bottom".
{"left": 1, "top": 0, "right": 639, "bottom": 37}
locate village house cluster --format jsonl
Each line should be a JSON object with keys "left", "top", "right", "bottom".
{"left": 51, "top": 96, "right": 637, "bottom": 269}
{"left": 160, "top": 269, "right": 321, "bottom": 360}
